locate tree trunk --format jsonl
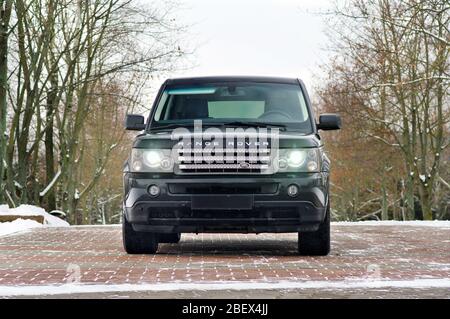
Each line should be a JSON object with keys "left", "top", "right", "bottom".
{"left": 405, "top": 176, "right": 415, "bottom": 220}
{"left": 381, "top": 181, "right": 388, "bottom": 220}
{"left": 44, "top": 75, "right": 57, "bottom": 211}
{"left": 0, "top": 0, "right": 13, "bottom": 203}
{"left": 419, "top": 184, "right": 433, "bottom": 220}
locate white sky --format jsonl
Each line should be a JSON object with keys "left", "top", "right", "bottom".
{"left": 169, "top": 0, "right": 334, "bottom": 96}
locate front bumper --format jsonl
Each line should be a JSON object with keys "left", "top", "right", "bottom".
{"left": 123, "top": 173, "right": 329, "bottom": 233}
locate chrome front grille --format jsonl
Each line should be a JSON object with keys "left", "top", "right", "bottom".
{"left": 175, "top": 148, "right": 273, "bottom": 174}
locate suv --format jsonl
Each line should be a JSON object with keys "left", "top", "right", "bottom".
{"left": 123, "top": 76, "right": 341, "bottom": 255}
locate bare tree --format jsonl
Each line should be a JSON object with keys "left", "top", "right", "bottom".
{"left": 320, "top": 0, "right": 449, "bottom": 220}
{"left": 1, "top": 0, "right": 187, "bottom": 224}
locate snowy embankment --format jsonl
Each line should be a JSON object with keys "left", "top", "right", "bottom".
{"left": 0, "top": 205, "right": 69, "bottom": 236}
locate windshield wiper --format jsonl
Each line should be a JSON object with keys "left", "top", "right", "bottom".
{"left": 220, "top": 121, "right": 286, "bottom": 130}
{"left": 149, "top": 121, "right": 287, "bottom": 131}
{"left": 149, "top": 123, "right": 196, "bottom": 131}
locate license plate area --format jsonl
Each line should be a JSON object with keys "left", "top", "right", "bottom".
{"left": 191, "top": 195, "right": 254, "bottom": 210}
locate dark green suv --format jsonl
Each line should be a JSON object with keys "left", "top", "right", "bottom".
{"left": 123, "top": 76, "right": 341, "bottom": 255}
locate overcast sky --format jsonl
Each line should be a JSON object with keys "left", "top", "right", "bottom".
{"left": 167, "top": 0, "right": 334, "bottom": 96}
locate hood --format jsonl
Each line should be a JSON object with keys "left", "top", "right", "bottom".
{"left": 133, "top": 130, "right": 322, "bottom": 149}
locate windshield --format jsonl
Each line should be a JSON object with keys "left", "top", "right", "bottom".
{"left": 150, "top": 82, "right": 313, "bottom": 133}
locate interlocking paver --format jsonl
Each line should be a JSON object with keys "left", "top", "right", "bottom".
{"left": 0, "top": 223, "right": 449, "bottom": 298}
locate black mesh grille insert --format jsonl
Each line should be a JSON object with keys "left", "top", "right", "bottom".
{"left": 168, "top": 183, "right": 278, "bottom": 194}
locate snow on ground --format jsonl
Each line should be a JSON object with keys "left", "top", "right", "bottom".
{"left": 0, "top": 219, "right": 43, "bottom": 237}
{"left": 0, "top": 204, "right": 69, "bottom": 236}
{"left": 335, "top": 220, "right": 450, "bottom": 228}
{"left": 0, "top": 278, "right": 449, "bottom": 297}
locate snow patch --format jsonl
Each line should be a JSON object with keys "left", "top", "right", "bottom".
{"left": 13, "top": 181, "right": 23, "bottom": 189}
{"left": 0, "top": 219, "right": 43, "bottom": 237}
{"left": 39, "top": 170, "right": 61, "bottom": 197}
{"left": 0, "top": 205, "right": 69, "bottom": 236}
{"left": 334, "top": 220, "right": 450, "bottom": 228}
{"left": 0, "top": 205, "right": 69, "bottom": 227}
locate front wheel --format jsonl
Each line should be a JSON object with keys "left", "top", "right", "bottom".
{"left": 298, "top": 203, "right": 330, "bottom": 256}
{"left": 122, "top": 215, "right": 159, "bottom": 254}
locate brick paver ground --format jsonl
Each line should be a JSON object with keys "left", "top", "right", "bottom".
{"left": 0, "top": 223, "right": 449, "bottom": 298}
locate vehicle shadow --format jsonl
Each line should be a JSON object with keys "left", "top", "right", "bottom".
{"left": 157, "top": 237, "right": 299, "bottom": 256}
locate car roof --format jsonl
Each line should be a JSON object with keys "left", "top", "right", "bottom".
{"left": 164, "top": 75, "right": 300, "bottom": 86}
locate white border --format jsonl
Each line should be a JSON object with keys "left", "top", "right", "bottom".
{"left": 1, "top": 279, "right": 450, "bottom": 296}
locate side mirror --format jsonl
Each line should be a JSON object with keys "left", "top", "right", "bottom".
{"left": 317, "top": 113, "right": 341, "bottom": 130}
{"left": 125, "top": 114, "right": 145, "bottom": 131}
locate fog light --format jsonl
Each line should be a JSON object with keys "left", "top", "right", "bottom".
{"left": 148, "top": 185, "right": 160, "bottom": 197}
{"left": 287, "top": 184, "right": 299, "bottom": 197}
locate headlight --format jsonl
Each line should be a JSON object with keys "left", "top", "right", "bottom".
{"left": 287, "top": 150, "right": 306, "bottom": 167}
{"left": 143, "top": 150, "right": 161, "bottom": 167}
{"left": 276, "top": 149, "right": 320, "bottom": 172}
{"left": 130, "top": 149, "right": 173, "bottom": 172}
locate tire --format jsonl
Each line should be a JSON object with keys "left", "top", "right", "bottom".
{"left": 122, "top": 215, "right": 159, "bottom": 254}
{"left": 158, "top": 233, "right": 181, "bottom": 244}
{"left": 298, "top": 203, "right": 330, "bottom": 256}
